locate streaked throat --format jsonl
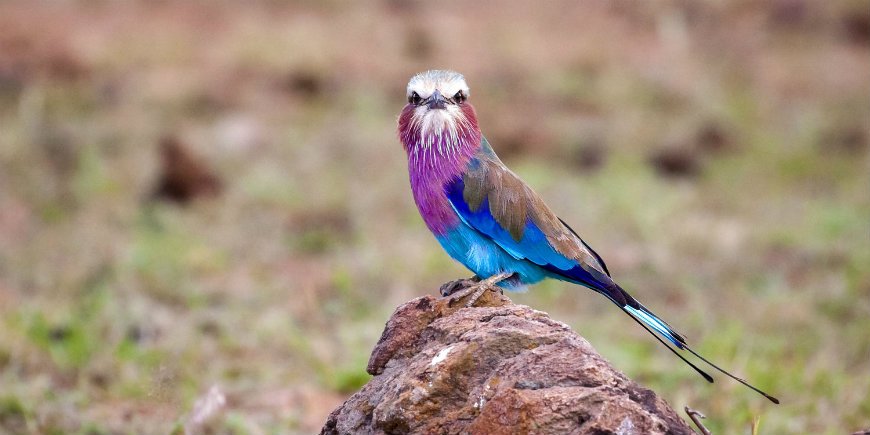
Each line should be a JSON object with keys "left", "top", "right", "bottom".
{"left": 406, "top": 107, "right": 477, "bottom": 168}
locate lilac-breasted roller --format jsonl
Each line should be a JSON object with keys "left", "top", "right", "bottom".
{"left": 397, "top": 70, "right": 778, "bottom": 404}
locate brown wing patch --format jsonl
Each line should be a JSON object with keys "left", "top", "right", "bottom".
{"left": 463, "top": 160, "right": 528, "bottom": 241}
{"left": 462, "top": 157, "right": 608, "bottom": 276}
{"left": 462, "top": 162, "right": 488, "bottom": 211}
{"left": 489, "top": 169, "right": 528, "bottom": 241}
{"left": 535, "top": 208, "right": 604, "bottom": 273}
{"left": 538, "top": 212, "right": 606, "bottom": 273}
{"left": 525, "top": 190, "right": 586, "bottom": 260}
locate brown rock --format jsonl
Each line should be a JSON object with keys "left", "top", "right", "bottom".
{"left": 152, "top": 136, "right": 222, "bottom": 204}
{"left": 322, "top": 292, "right": 693, "bottom": 435}
{"left": 648, "top": 146, "right": 702, "bottom": 179}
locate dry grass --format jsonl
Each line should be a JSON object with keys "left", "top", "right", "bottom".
{"left": 0, "top": 1, "right": 868, "bottom": 434}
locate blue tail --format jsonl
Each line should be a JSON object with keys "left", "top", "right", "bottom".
{"left": 624, "top": 304, "right": 686, "bottom": 349}
{"left": 609, "top": 283, "right": 780, "bottom": 404}
{"left": 548, "top": 260, "right": 779, "bottom": 403}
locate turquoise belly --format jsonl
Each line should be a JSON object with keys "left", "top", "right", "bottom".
{"left": 435, "top": 223, "right": 549, "bottom": 291}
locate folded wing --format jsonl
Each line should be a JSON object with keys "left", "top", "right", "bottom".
{"left": 445, "top": 146, "right": 619, "bottom": 300}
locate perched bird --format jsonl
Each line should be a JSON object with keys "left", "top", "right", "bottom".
{"left": 397, "top": 70, "right": 778, "bottom": 404}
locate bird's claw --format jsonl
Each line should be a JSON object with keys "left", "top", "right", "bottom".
{"left": 444, "top": 273, "right": 511, "bottom": 308}
{"left": 439, "top": 276, "right": 479, "bottom": 297}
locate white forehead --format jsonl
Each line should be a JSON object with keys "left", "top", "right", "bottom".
{"left": 406, "top": 70, "right": 469, "bottom": 98}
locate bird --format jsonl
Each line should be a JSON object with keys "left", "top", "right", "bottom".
{"left": 396, "top": 69, "right": 779, "bottom": 404}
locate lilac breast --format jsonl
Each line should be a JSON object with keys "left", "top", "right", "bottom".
{"left": 398, "top": 103, "right": 482, "bottom": 235}
{"left": 406, "top": 136, "right": 481, "bottom": 234}
{"left": 409, "top": 156, "right": 466, "bottom": 235}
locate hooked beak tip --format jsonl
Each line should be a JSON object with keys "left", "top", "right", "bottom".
{"left": 426, "top": 90, "right": 447, "bottom": 110}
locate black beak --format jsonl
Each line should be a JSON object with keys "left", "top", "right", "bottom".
{"left": 426, "top": 90, "right": 447, "bottom": 110}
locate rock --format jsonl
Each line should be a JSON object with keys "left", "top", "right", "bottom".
{"left": 648, "top": 146, "right": 702, "bottom": 179}
{"left": 321, "top": 291, "right": 694, "bottom": 435}
{"left": 152, "top": 136, "right": 223, "bottom": 204}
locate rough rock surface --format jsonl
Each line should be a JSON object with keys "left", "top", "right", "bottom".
{"left": 321, "top": 290, "right": 694, "bottom": 435}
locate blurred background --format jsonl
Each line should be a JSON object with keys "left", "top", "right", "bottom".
{"left": 0, "top": 1, "right": 867, "bottom": 433}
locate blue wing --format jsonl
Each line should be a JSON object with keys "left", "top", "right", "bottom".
{"left": 444, "top": 173, "right": 616, "bottom": 295}
{"left": 444, "top": 153, "right": 688, "bottom": 350}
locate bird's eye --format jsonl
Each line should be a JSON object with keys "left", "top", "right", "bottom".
{"left": 454, "top": 91, "right": 466, "bottom": 103}
{"left": 408, "top": 92, "right": 422, "bottom": 105}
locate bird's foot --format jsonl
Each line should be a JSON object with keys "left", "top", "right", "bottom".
{"left": 447, "top": 272, "right": 512, "bottom": 308}
{"left": 439, "top": 276, "right": 480, "bottom": 297}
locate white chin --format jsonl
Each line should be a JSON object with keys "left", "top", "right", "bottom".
{"left": 417, "top": 107, "right": 461, "bottom": 136}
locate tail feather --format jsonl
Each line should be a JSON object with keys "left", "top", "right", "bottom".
{"left": 618, "top": 306, "right": 714, "bottom": 383}
{"left": 624, "top": 305, "right": 686, "bottom": 349}
{"left": 684, "top": 346, "right": 781, "bottom": 404}
{"left": 610, "top": 283, "right": 780, "bottom": 404}
{"left": 604, "top": 282, "right": 686, "bottom": 348}
{"left": 562, "top": 271, "right": 780, "bottom": 403}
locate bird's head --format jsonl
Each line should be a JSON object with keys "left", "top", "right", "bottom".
{"left": 398, "top": 70, "right": 481, "bottom": 159}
